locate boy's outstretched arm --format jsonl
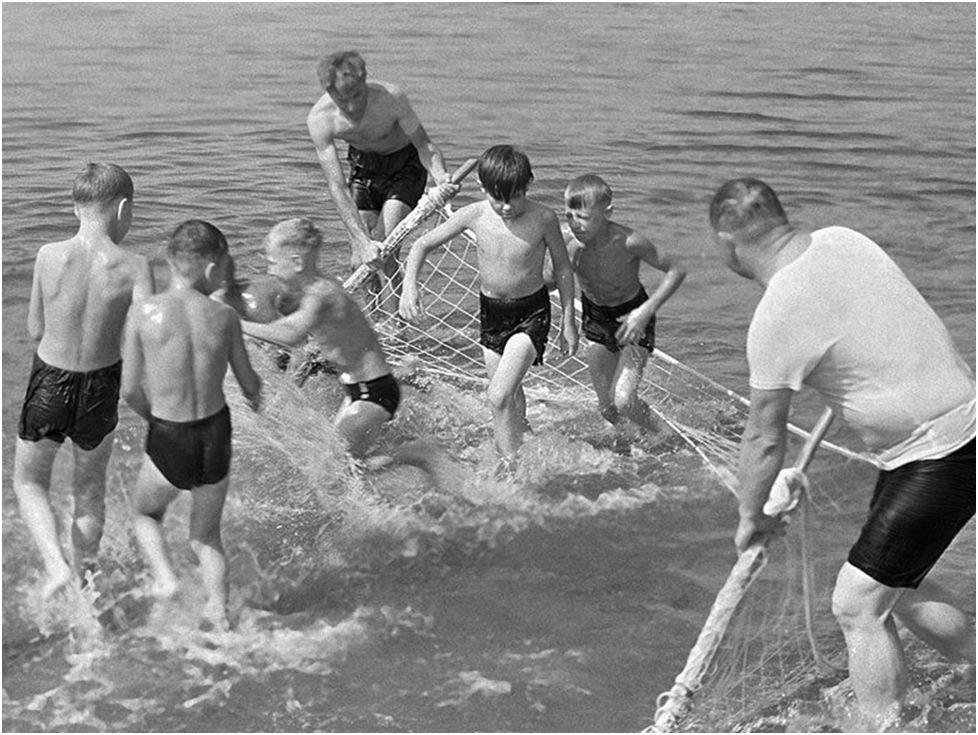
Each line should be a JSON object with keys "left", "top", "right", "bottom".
{"left": 543, "top": 214, "right": 578, "bottom": 356}
{"left": 616, "top": 233, "right": 686, "bottom": 345}
{"left": 399, "top": 205, "right": 475, "bottom": 322}
{"left": 240, "top": 288, "right": 326, "bottom": 348}
{"left": 227, "top": 314, "right": 262, "bottom": 411}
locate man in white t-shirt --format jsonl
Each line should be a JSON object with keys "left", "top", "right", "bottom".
{"left": 709, "top": 177, "right": 975, "bottom": 727}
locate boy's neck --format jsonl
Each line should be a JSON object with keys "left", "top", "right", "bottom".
{"left": 168, "top": 272, "right": 210, "bottom": 296}
{"left": 580, "top": 219, "right": 613, "bottom": 247}
{"left": 76, "top": 217, "right": 118, "bottom": 244}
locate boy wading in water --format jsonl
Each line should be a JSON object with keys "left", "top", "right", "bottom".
{"left": 400, "top": 145, "right": 579, "bottom": 472}
{"left": 14, "top": 162, "right": 153, "bottom": 599}
{"left": 562, "top": 174, "right": 685, "bottom": 427}
{"left": 123, "top": 220, "right": 262, "bottom": 629}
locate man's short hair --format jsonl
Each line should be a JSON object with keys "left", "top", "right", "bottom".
{"left": 709, "top": 178, "right": 789, "bottom": 236}
{"left": 478, "top": 145, "right": 534, "bottom": 203}
{"left": 317, "top": 50, "right": 366, "bottom": 91}
{"left": 72, "top": 162, "right": 134, "bottom": 206}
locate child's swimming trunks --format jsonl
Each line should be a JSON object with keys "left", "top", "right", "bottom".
{"left": 341, "top": 373, "right": 401, "bottom": 418}
{"left": 581, "top": 288, "right": 656, "bottom": 353}
{"left": 146, "top": 405, "right": 232, "bottom": 490}
{"left": 348, "top": 143, "right": 427, "bottom": 212}
{"left": 479, "top": 287, "right": 551, "bottom": 365}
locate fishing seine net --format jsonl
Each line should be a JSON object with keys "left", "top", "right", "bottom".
{"left": 302, "top": 201, "right": 877, "bottom": 731}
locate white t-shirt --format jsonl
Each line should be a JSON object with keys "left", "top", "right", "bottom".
{"left": 748, "top": 226, "right": 975, "bottom": 470}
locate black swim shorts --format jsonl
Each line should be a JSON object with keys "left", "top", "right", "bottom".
{"left": 146, "top": 405, "right": 232, "bottom": 491}
{"left": 341, "top": 373, "right": 401, "bottom": 418}
{"left": 348, "top": 143, "right": 427, "bottom": 212}
{"left": 18, "top": 353, "right": 121, "bottom": 451}
{"left": 479, "top": 287, "right": 551, "bottom": 366}
{"left": 848, "top": 437, "right": 976, "bottom": 589}
{"left": 581, "top": 288, "right": 656, "bottom": 354}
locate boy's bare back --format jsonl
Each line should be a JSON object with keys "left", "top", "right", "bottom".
{"left": 128, "top": 291, "right": 244, "bottom": 422}
{"left": 296, "top": 277, "right": 391, "bottom": 384}
{"left": 33, "top": 236, "right": 152, "bottom": 371}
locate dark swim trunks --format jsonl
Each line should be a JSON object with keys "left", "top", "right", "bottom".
{"left": 341, "top": 373, "right": 401, "bottom": 418}
{"left": 581, "top": 288, "right": 656, "bottom": 354}
{"left": 348, "top": 143, "right": 427, "bottom": 212}
{"left": 18, "top": 353, "right": 121, "bottom": 451}
{"left": 848, "top": 437, "right": 976, "bottom": 589}
{"left": 146, "top": 405, "right": 232, "bottom": 490}
{"left": 479, "top": 287, "right": 551, "bottom": 366}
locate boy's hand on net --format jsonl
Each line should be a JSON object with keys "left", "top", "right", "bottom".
{"left": 735, "top": 512, "right": 785, "bottom": 554}
{"left": 399, "top": 289, "right": 424, "bottom": 323}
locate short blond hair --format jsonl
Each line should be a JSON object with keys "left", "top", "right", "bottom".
{"left": 564, "top": 174, "right": 613, "bottom": 210}
{"left": 266, "top": 218, "right": 322, "bottom": 254}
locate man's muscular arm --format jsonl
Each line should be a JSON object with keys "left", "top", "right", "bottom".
{"left": 390, "top": 84, "right": 450, "bottom": 185}
{"left": 307, "top": 109, "right": 383, "bottom": 269}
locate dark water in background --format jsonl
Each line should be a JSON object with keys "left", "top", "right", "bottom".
{"left": 2, "top": 3, "right": 975, "bottom": 732}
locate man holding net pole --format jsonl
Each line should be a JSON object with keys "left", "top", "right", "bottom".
{"left": 307, "top": 50, "right": 458, "bottom": 300}
{"left": 708, "top": 178, "right": 975, "bottom": 728}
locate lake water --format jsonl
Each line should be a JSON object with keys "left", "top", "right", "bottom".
{"left": 2, "top": 3, "right": 974, "bottom": 733}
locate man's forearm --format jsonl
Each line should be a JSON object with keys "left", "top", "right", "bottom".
{"left": 326, "top": 178, "right": 372, "bottom": 249}
{"left": 736, "top": 428, "right": 787, "bottom": 518}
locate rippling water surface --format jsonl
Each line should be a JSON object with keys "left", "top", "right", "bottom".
{"left": 2, "top": 3, "right": 974, "bottom": 732}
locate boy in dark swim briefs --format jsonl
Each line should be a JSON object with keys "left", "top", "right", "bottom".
{"left": 122, "top": 220, "right": 262, "bottom": 630}
{"left": 240, "top": 218, "right": 403, "bottom": 456}
{"left": 561, "top": 174, "right": 685, "bottom": 428}
{"left": 400, "top": 145, "right": 579, "bottom": 469}
{"left": 14, "top": 162, "right": 154, "bottom": 600}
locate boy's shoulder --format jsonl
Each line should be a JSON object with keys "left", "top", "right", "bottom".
{"left": 306, "top": 275, "right": 351, "bottom": 307}
{"left": 525, "top": 198, "right": 558, "bottom": 216}
{"left": 35, "top": 235, "right": 78, "bottom": 263}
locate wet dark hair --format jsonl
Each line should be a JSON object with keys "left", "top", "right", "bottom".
{"left": 72, "top": 162, "right": 134, "bottom": 206}
{"left": 709, "top": 178, "right": 789, "bottom": 235}
{"left": 477, "top": 145, "right": 534, "bottom": 202}
{"left": 317, "top": 50, "right": 366, "bottom": 91}
{"left": 167, "top": 220, "right": 229, "bottom": 261}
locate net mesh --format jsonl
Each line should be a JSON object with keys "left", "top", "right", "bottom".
{"left": 314, "top": 202, "right": 875, "bottom": 731}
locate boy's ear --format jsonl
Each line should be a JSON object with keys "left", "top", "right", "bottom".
{"left": 116, "top": 197, "right": 132, "bottom": 221}
{"left": 604, "top": 203, "right": 614, "bottom": 219}
{"left": 714, "top": 229, "right": 736, "bottom": 246}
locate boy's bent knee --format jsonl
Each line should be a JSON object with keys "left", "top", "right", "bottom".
{"left": 832, "top": 562, "right": 903, "bottom": 629}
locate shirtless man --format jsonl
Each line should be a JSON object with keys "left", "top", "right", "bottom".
{"left": 14, "top": 162, "right": 154, "bottom": 599}
{"left": 307, "top": 50, "right": 455, "bottom": 293}
{"left": 123, "top": 220, "right": 262, "bottom": 629}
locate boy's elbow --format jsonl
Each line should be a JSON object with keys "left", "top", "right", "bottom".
{"left": 246, "top": 376, "right": 262, "bottom": 398}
